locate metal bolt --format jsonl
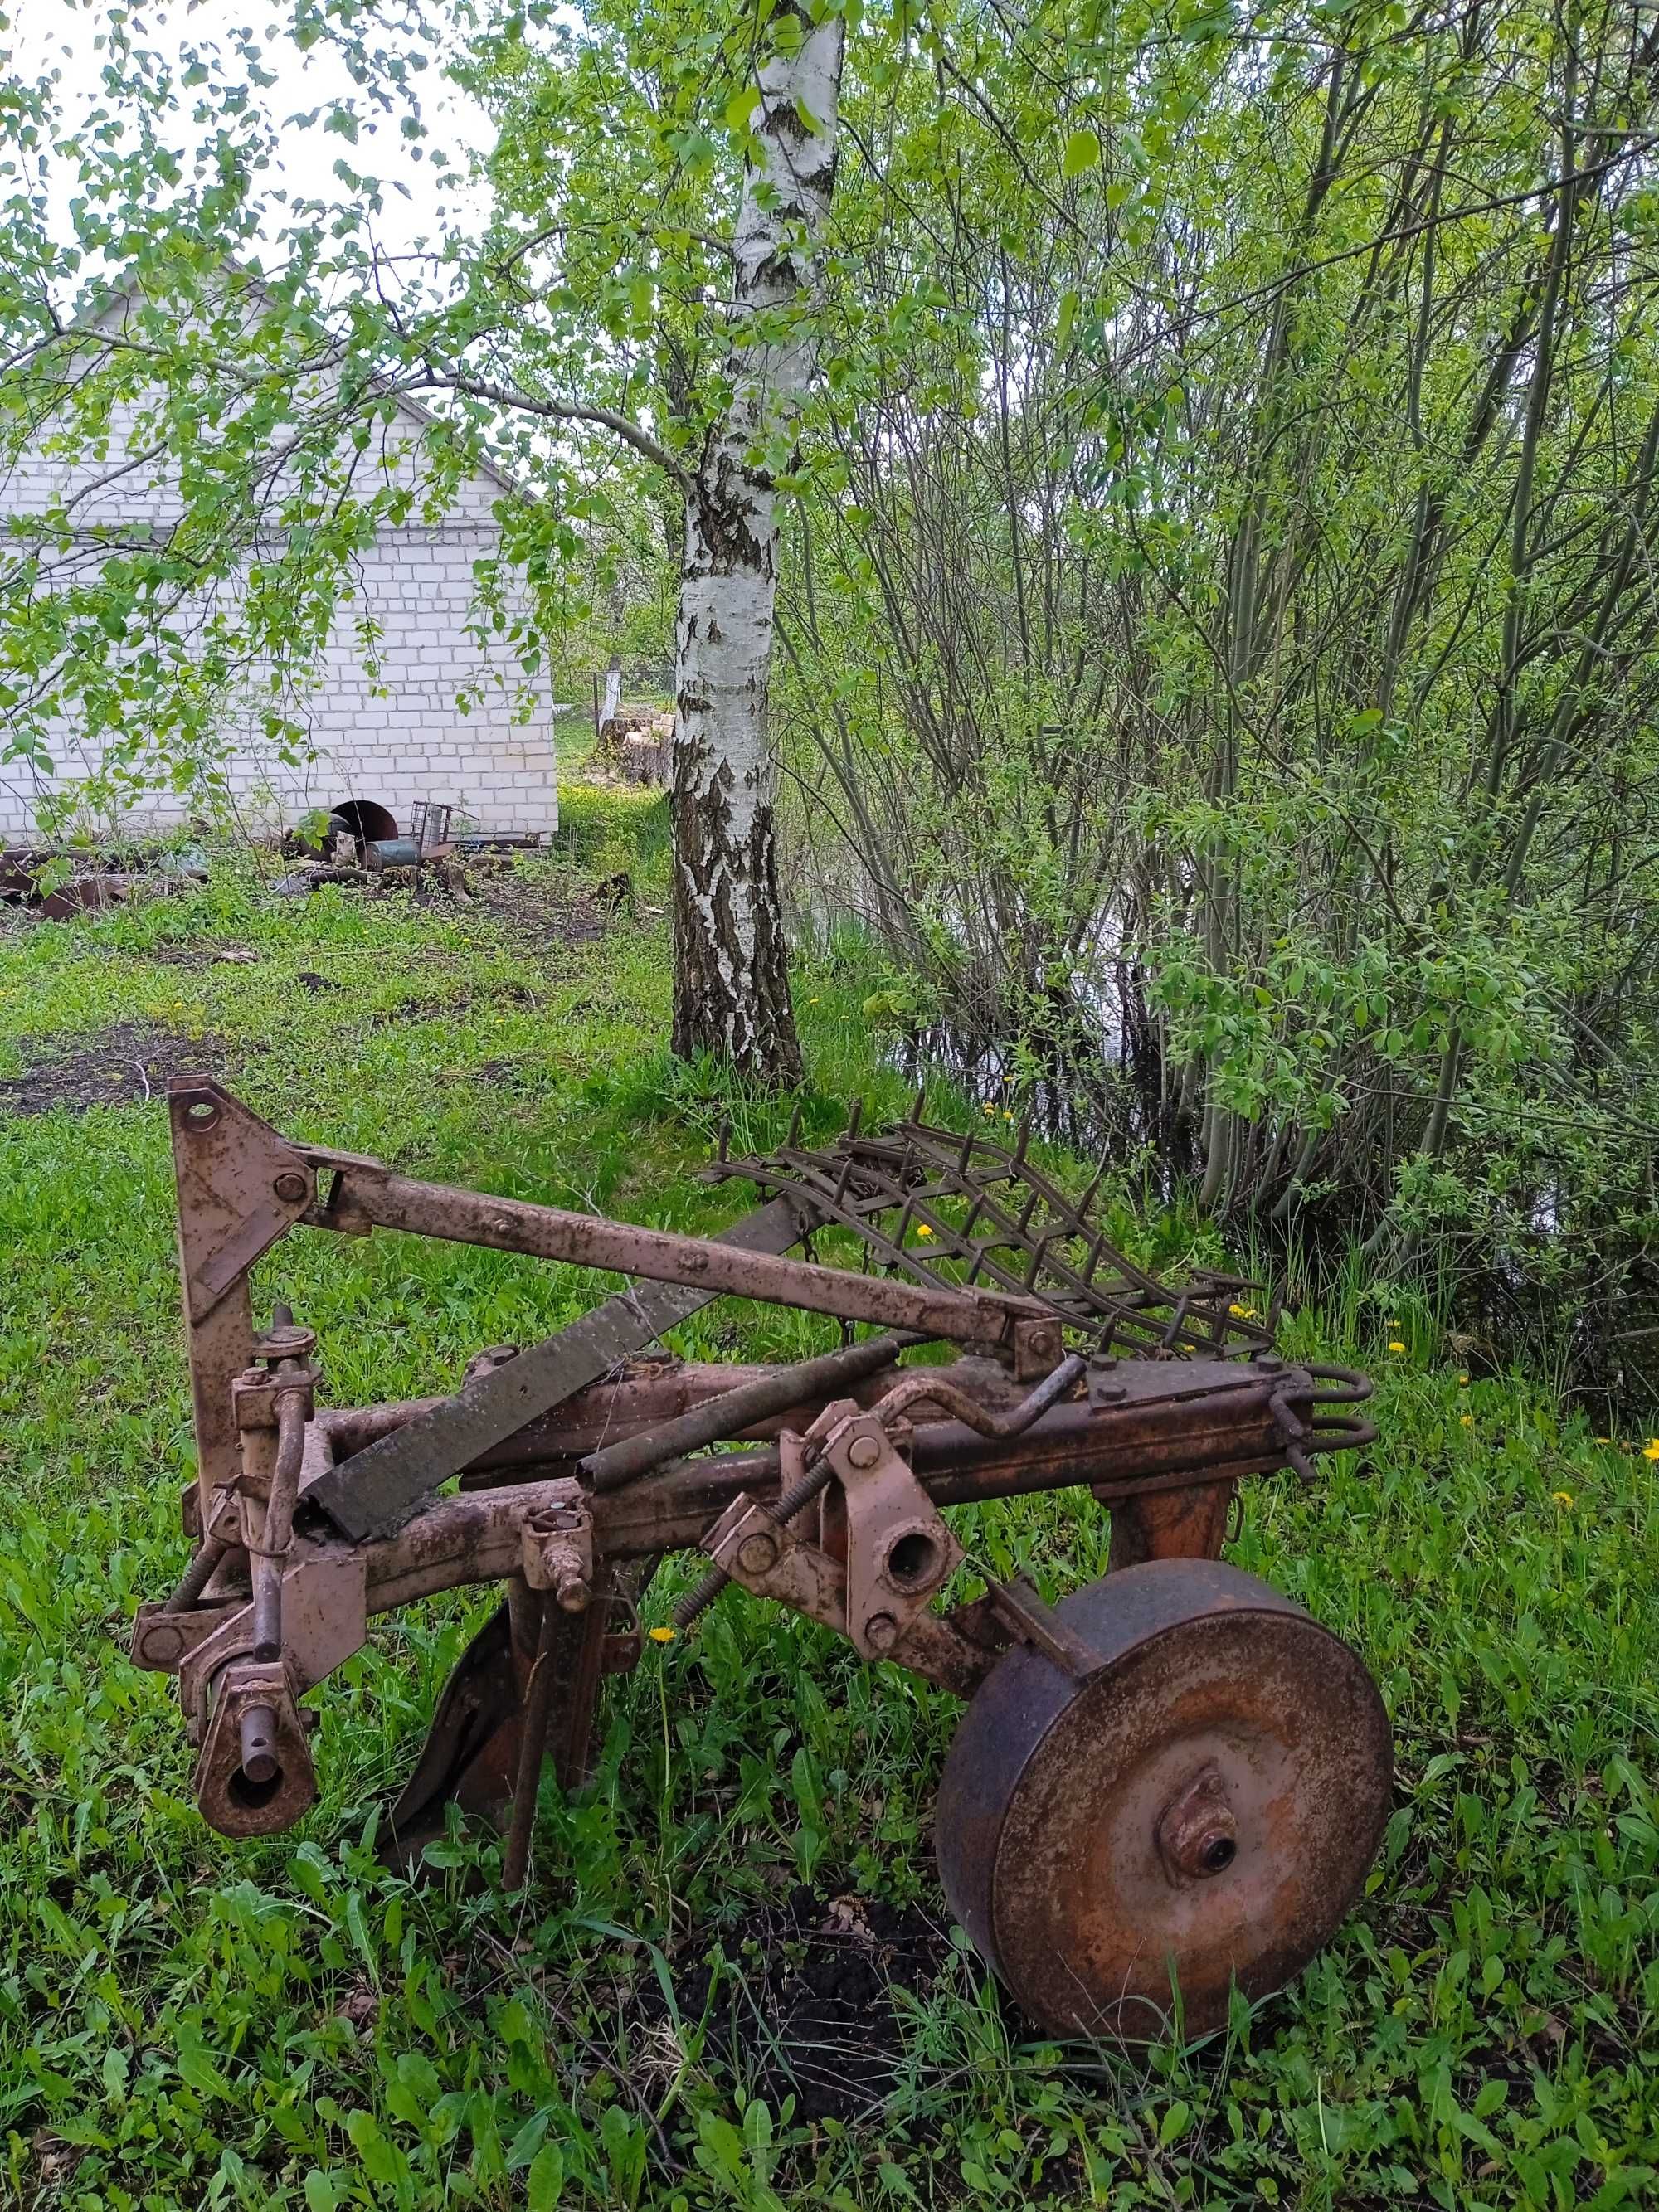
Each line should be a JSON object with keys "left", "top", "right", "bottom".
{"left": 846, "top": 1432, "right": 882, "bottom": 1469}
{"left": 555, "top": 1573, "right": 591, "bottom": 1614}
{"left": 1156, "top": 1764, "right": 1238, "bottom": 1884}
{"left": 864, "top": 1611, "right": 899, "bottom": 1652}
{"left": 272, "top": 1170, "right": 309, "bottom": 1203}
{"left": 737, "top": 1530, "right": 779, "bottom": 1575}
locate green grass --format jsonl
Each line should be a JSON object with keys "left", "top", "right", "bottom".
{"left": 1, "top": 792, "right": 1656, "bottom": 2210}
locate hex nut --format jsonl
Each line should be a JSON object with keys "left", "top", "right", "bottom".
{"left": 864, "top": 1611, "right": 899, "bottom": 1652}
{"left": 272, "top": 1170, "right": 310, "bottom": 1203}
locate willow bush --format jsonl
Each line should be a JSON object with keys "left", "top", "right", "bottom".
{"left": 771, "top": 0, "right": 1659, "bottom": 1379}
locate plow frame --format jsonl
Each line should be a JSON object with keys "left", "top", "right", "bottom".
{"left": 138, "top": 1075, "right": 1377, "bottom": 1875}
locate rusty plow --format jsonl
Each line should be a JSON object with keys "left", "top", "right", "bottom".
{"left": 134, "top": 1076, "right": 1391, "bottom": 2039}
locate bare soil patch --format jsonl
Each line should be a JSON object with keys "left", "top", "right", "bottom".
{"left": 0, "top": 1023, "right": 223, "bottom": 1116}
{"left": 636, "top": 1883, "right": 951, "bottom": 2125}
{"left": 465, "top": 863, "right": 612, "bottom": 949}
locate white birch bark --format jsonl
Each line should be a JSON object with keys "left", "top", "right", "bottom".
{"left": 671, "top": 2, "right": 845, "bottom": 1078}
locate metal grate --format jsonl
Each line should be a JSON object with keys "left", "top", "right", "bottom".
{"left": 708, "top": 1096, "right": 1275, "bottom": 1361}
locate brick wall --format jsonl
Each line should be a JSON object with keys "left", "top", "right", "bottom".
{"left": 0, "top": 359, "right": 560, "bottom": 842}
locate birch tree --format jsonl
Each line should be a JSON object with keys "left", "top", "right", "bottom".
{"left": 669, "top": 5, "right": 844, "bottom": 1081}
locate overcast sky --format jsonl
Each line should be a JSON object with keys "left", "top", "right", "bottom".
{"left": 7, "top": 1, "right": 493, "bottom": 269}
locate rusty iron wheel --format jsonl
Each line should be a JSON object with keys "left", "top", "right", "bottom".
{"left": 935, "top": 1557, "right": 1392, "bottom": 2042}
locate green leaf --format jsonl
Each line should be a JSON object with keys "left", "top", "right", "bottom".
{"left": 1063, "top": 129, "right": 1101, "bottom": 178}
{"left": 176, "top": 2038, "right": 231, "bottom": 2098}
{"left": 1159, "top": 2099, "right": 1192, "bottom": 2145}
{"left": 726, "top": 85, "right": 761, "bottom": 133}
{"left": 345, "top": 2110, "right": 401, "bottom": 2188}
{"left": 527, "top": 2142, "right": 566, "bottom": 2210}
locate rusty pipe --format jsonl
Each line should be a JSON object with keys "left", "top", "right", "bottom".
{"left": 581, "top": 1333, "right": 919, "bottom": 1492}
{"left": 251, "top": 1383, "right": 309, "bottom": 1663}
{"left": 317, "top": 1164, "right": 1048, "bottom": 1351}
{"left": 238, "top": 1703, "right": 280, "bottom": 1789}
{"left": 313, "top": 1357, "right": 907, "bottom": 1466}
{"left": 873, "top": 1352, "right": 1086, "bottom": 1437}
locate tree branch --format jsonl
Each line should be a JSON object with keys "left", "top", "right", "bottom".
{"left": 406, "top": 373, "right": 687, "bottom": 486}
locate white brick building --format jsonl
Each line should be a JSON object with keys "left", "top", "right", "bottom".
{"left": 0, "top": 300, "right": 559, "bottom": 844}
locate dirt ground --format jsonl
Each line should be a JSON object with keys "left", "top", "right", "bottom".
{"left": 0, "top": 1023, "right": 223, "bottom": 1116}
{"left": 636, "top": 1883, "right": 952, "bottom": 2126}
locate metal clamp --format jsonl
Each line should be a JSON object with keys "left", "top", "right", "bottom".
{"left": 824, "top": 1410, "right": 963, "bottom": 1660}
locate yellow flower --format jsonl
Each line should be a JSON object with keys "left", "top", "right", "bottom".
{"left": 981, "top": 1103, "right": 995, "bottom": 1116}
{"left": 1594, "top": 1436, "right": 1611, "bottom": 1445}
{"left": 808, "top": 996, "right": 820, "bottom": 1004}
{"left": 1388, "top": 1339, "right": 1406, "bottom": 1354}
{"left": 916, "top": 1223, "right": 934, "bottom": 1238}
{"left": 1551, "top": 1490, "right": 1574, "bottom": 1507}
{"left": 1643, "top": 1439, "right": 1659, "bottom": 1461}
{"left": 1003, "top": 1111, "right": 1014, "bottom": 1122}
{"left": 1228, "top": 1302, "right": 1257, "bottom": 1320}
{"left": 648, "top": 1626, "right": 676, "bottom": 1643}
{"left": 1460, "top": 1414, "right": 1472, "bottom": 1427}
{"left": 1457, "top": 1373, "right": 1470, "bottom": 1385}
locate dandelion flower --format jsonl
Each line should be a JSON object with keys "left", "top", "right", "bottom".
{"left": 1228, "top": 1302, "right": 1257, "bottom": 1320}
{"left": 981, "top": 1103, "right": 995, "bottom": 1116}
{"left": 1003, "top": 1111, "right": 1014, "bottom": 1122}
{"left": 648, "top": 1626, "right": 676, "bottom": 1644}
{"left": 1594, "top": 1436, "right": 1611, "bottom": 1445}
{"left": 808, "top": 996, "right": 820, "bottom": 1004}
{"left": 1388, "top": 1339, "right": 1406, "bottom": 1354}
{"left": 1457, "top": 1373, "right": 1470, "bottom": 1385}
{"left": 916, "top": 1223, "right": 934, "bottom": 1238}
{"left": 1460, "top": 1414, "right": 1472, "bottom": 1427}
{"left": 1644, "top": 1440, "right": 1659, "bottom": 1462}
{"left": 1551, "top": 1490, "right": 1574, "bottom": 1507}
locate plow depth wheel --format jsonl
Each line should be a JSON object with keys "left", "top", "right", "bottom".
{"left": 936, "top": 1558, "right": 1392, "bottom": 2041}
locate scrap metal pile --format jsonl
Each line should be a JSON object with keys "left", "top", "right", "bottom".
{"left": 135, "top": 1077, "right": 1392, "bottom": 2040}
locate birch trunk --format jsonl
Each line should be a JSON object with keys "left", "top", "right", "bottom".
{"left": 670, "top": 4, "right": 844, "bottom": 1081}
